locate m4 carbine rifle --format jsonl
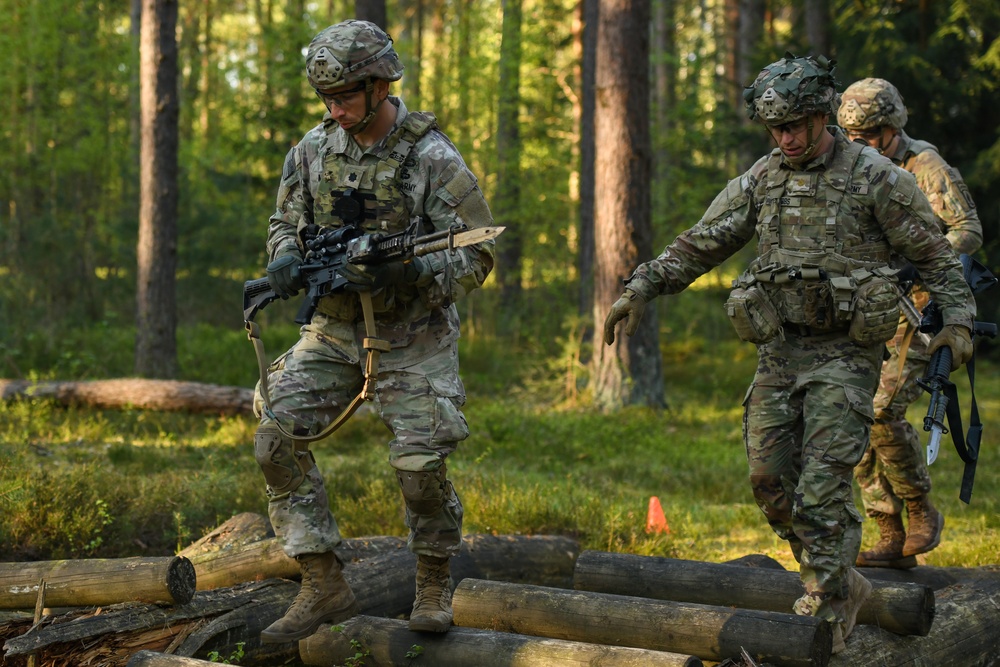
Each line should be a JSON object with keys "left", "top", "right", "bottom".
{"left": 917, "top": 254, "right": 997, "bottom": 503}
{"left": 243, "top": 220, "right": 503, "bottom": 325}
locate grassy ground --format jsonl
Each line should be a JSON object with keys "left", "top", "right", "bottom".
{"left": 2, "top": 324, "right": 997, "bottom": 570}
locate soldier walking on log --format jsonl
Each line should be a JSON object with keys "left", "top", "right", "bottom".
{"left": 251, "top": 20, "right": 495, "bottom": 643}
{"left": 604, "top": 54, "right": 976, "bottom": 653}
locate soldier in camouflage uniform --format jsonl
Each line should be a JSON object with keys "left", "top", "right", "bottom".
{"left": 604, "top": 54, "right": 975, "bottom": 654}
{"left": 838, "top": 78, "right": 982, "bottom": 568}
{"left": 253, "top": 20, "right": 495, "bottom": 643}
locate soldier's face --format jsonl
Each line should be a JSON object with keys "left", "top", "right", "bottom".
{"left": 767, "top": 117, "right": 811, "bottom": 160}
{"left": 846, "top": 126, "right": 897, "bottom": 155}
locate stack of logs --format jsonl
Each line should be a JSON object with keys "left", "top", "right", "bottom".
{"left": 2, "top": 513, "right": 999, "bottom": 667}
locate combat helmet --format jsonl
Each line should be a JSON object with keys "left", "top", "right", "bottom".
{"left": 306, "top": 20, "right": 403, "bottom": 93}
{"left": 838, "top": 77, "right": 908, "bottom": 131}
{"left": 744, "top": 52, "right": 840, "bottom": 124}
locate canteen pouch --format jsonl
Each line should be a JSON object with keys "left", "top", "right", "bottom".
{"left": 725, "top": 283, "right": 782, "bottom": 345}
{"left": 848, "top": 269, "right": 901, "bottom": 345}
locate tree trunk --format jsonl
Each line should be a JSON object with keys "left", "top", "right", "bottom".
{"left": 591, "top": 0, "right": 663, "bottom": 409}
{"left": 0, "top": 557, "right": 195, "bottom": 609}
{"left": 804, "top": 0, "right": 831, "bottom": 58}
{"left": 577, "top": 0, "right": 596, "bottom": 318}
{"left": 452, "top": 578, "right": 832, "bottom": 667}
{"left": 573, "top": 550, "right": 933, "bottom": 637}
{"left": 136, "top": 0, "right": 180, "bottom": 379}
{"left": 496, "top": 0, "right": 524, "bottom": 318}
{"left": 355, "top": 0, "right": 387, "bottom": 28}
{"left": 300, "top": 614, "right": 704, "bottom": 666}
{"left": 0, "top": 379, "right": 253, "bottom": 415}
{"left": 829, "top": 575, "right": 1000, "bottom": 667}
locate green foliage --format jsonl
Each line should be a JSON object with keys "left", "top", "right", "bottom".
{"left": 207, "top": 642, "right": 245, "bottom": 664}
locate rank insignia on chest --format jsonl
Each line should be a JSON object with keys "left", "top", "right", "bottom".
{"left": 786, "top": 173, "right": 818, "bottom": 195}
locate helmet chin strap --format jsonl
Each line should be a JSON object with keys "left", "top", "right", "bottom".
{"left": 344, "top": 79, "right": 381, "bottom": 136}
{"left": 799, "top": 117, "right": 822, "bottom": 161}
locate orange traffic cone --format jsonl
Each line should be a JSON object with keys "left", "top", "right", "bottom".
{"left": 646, "top": 496, "right": 670, "bottom": 534}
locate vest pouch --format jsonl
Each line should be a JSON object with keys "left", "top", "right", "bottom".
{"left": 725, "top": 283, "right": 782, "bottom": 345}
{"left": 849, "top": 271, "right": 900, "bottom": 345}
{"left": 829, "top": 276, "right": 857, "bottom": 323}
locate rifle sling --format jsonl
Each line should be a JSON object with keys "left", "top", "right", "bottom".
{"left": 246, "top": 291, "right": 391, "bottom": 450}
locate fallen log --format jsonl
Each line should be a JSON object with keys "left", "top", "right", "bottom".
{"left": 176, "top": 512, "right": 273, "bottom": 558}
{"left": 0, "top": 556, "right": 196, "bottom": 609}
{"left": 857, "top": 562, "right": 1000, "bottom": 590}
{"left": 0, "top": 378, "right": 253, "bottom": 415}
{"left": 299, "top": 615, "right": 705, "bottom": 667}
{"left": 451, "top": 578, "right": 832, "bottom": 667}
{"left": 125, "top": 651, "right": 220, "bottom": 667}
{"left": 2, "top": 534, "right": 580, "bottom": 666}
{"left": 573, "top": 550, "right": 934, "bottom": 636}
{"left": 829, "top": 576, "right": 1000, "bottom": 666}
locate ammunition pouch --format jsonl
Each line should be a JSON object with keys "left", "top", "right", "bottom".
{"left": 725, "top": 278, "right": 782, "bottom": 345}
{"left": 848, "top": 267, "right": 901, "bottom": 345}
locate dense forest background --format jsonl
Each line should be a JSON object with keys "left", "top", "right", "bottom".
{"left": 2, "top": 0, "right": 999, "bottom": 396}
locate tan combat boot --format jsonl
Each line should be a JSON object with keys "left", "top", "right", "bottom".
{"left": 830, "top": 569, "right": 873, "bottom": 654}
{"left": 260, "top": 551, "right": 359, "bottom": 643}
{"left": 409, "top": 555, "right": 453, "bottom": 632}
{"left": 855, "top": 512, "right": 915, "bottom": 569}
{"left": 902, "top": 495, "right": 944, "bottom": 557}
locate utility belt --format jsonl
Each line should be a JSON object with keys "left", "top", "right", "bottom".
{"left": 315, "top": 282, "right": 421, "bottom": 321}
{"left": 725, "top": 264, "right": 901, "bottom": 346}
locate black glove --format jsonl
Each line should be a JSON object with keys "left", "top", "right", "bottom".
{"left": 266, "top": 252, "right": 304, "bottom": 298}
{"left": 342, "top": 257, "right": 425, "bottom": 291}
{"left": 897, "top": 262, "right": 920, "bottom": 286}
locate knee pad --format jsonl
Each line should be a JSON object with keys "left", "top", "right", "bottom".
{"left": 396, "top": 464, "right": 448, "bottom": 515}
{"left": 254, "top": 424, "right": 311, "bottom": 495}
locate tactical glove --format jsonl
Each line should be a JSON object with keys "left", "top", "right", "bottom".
{"left": 927, "top": 323, "right": 973, "bottom": 372}
{"left": 266, "top": 252, "right": 304, "bottom": 298}
{"left": 603, "top": 289, "right": 647, "bottom": 345}
{"left": 342, "top": 257, "right": 425, "bottom": 291}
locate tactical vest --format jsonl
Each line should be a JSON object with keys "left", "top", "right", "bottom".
{"left": 310, "top": 111, "right": 438, "bottom": 320}
{"left": 726, "top": 141, "right": 900, "bottom": 344}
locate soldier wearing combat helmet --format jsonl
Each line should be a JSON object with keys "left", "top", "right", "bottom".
{"left": 254, "top": 20, "right": 495, "bottom": 642}
{"left": 604, "top": 53, "right": 975, "bottom": 655}
{"left": 838, "top": 77, "right": 982, "bottom": 569}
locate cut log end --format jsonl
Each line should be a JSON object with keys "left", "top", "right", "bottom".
{"left": 165, "top": 556, "right": 197, "bottom": 605}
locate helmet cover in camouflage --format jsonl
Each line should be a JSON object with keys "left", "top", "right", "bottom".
{"left": 744, "top": 52, "right": 840, "bottom": 124}
{"left": 837, "top": 77, "right": 908, "bottom": 131}
{"left": 306, "top": 20, "right": 403, "bottom": 92}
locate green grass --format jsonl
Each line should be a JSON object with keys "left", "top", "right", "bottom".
{"left": 2, "top": 323, "right": 997, "bottom": 570}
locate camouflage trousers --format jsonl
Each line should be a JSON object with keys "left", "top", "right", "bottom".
{"left": 743, "top": 331, "right": 881, "bottom": 620}
{"left": 854, "top": 318, "right": 932, "bottom": 516}
{"left": 253, "top": 315, "right": 469, "bottom": 560}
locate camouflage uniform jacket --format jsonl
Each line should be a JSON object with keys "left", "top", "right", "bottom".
{"left": 627, "top": 128, "right": 975, "bottom": 330}
{"left": 887, "top": 129, "right": 981, "bottom": 256}
{"left": 266, "top": 97, "right": 496, "bottom": 371}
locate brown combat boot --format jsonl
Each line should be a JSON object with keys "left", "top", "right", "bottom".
{"left": 902, "top": 495, "right": 944, "bottom": 557}
{"left": 409, "top": 555, "right": 453, "bottom": 632}
{"left": 830, "top": 569, "right": 873, "bottom": 654}
{"left": 856, "top": 512, "right": 915, "bottom": 568}
{"left": 260, "top": 551, "right": 359, "bottom": 643}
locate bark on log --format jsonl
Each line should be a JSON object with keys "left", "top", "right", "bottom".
{"left": 0, "top": 379, "right": 253, "bottom": 415}
{"left": 829, "top": 576, "right": 1000, "bottom": 666}
{"left": 299, "top": 615, "right": 705, "bottom": 667}
{"left": 2, "top": 534, "right": 580, "bottom": 666}
{"left": 857, "top": 563, "right": 1000, "bottom": 591}
{"left": 176, "top": 512, "right": 272, "bottom": 558}
{"left": 126, "top": 651, "right": 220, "bottom": 666}
{"left": 451, "top": 578, "right": 832, "bottom": 667}
{"left": 0, "top": 556, "right": 196, "bottom": 609}
{"left": 574, "top": 550, "right": 933, "bottom": 637}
